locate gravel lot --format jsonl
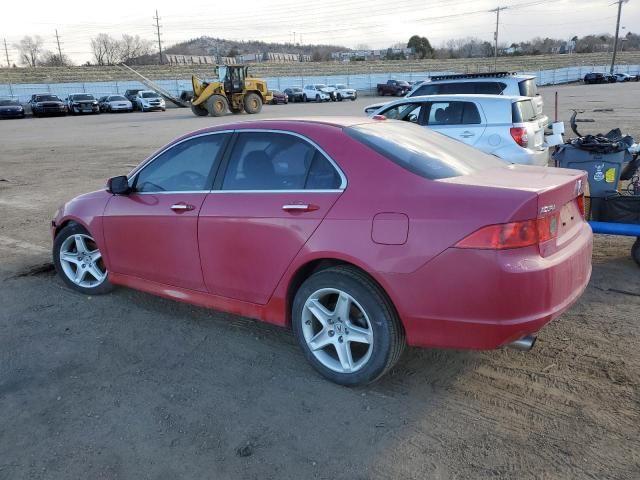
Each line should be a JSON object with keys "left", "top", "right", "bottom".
{"left": 1, "top": 82, "right": 639, "bottom": 479}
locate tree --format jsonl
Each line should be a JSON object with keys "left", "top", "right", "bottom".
{"left": 120, "top": 34, "right": 153, "bottom": 64}
{"left": 40, "top": 51, "right": 73, "bottom": 67}
{"left": 407, "top": 35, "right": 433, "bottom": 59}
{"left": 90, "top": 33, "right": 122, "bottom": 65}
{"left": 227, "top": 47, "right": 239, "bottom": 57}
{"left": 14, "top": 36, "right": 43, "bottom": 67}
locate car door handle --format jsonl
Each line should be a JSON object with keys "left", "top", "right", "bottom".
{"left": 171, "top": 203, "right": 195, "bottom": 212}
{"left": 282, "top": 204, "right": 319, "bottom": 212}
{"left": 460, "top": 131, "right": 475, "bottom": 138}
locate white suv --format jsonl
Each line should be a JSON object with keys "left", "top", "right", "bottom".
{"left": 365, "top": 72, "right": 545, "bottom": 121}
{"left": 328, "top": 84, "right": 357, "bottom": 101}
{"left": 135, "top": 91, "right": 166, "bottom": 112}
{"left": 302, "top": 85, "right": 331, "bottom": 102}
{"left": 370, "top": 94, "right": 549, "bottom": 166}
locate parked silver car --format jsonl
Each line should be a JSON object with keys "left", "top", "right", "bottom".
{"left": 99, "top": 95, "right": 133, "bottom": 113}
{"left": 370, "top": 94, "right": 549, "bottom": 166}
{"left": 365, "top": 72, "right": 545, "bottom": 121}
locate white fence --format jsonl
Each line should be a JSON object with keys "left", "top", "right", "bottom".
{"left": 1, "top": 64, "right": 639, "bottom": 102}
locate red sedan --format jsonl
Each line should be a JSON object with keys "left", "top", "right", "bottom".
{"left": 51, "top": 118, "right": 592, "bottom": 385}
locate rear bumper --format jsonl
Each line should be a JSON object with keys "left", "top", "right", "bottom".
{"left": 505, "top": 146, "right": 550, "bottom": 167}
{"left": 385, "top": 222, "right": 593, "bottom": 350}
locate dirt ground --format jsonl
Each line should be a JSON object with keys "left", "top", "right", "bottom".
{"left": 0, "top": 82, "right": 639, "bottom": 479}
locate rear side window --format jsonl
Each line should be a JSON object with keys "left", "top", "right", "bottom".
{"left": 346, "top": 121, "right": 506, "bottom": 180}
{"left": 518, "top": 78, "right": 538, "bottom": 97}
{"left": 427, "top": 101, "right": 481, "bottom": 125}
{"left": 222, "top": 132, "right": 341, "bottom": 190}
{"left": 512, "top": 100, "right": 537, "bottom": 123}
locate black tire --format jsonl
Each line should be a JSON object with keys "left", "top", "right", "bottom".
{"left": 243, "top": 92, "right": 262, "bottom": 114}
{"left": 190, "top": 103, "right": 208, "bottom": 116}
{"left": 303, "top": 94, "right": 308, "bottom": 102}
{"left": 53, "top": 223, "right": 112, "bottom": 295}
{"left": 377, "top": 88, "right": 384, "bottom": 96}
{"left": 206, "top": 94, "right": 229, "bottom": 116}
{"left": 315, "top": 94, "right": 321, "bottom": 103}
{"left": 292, "top": 265, "right": 405, "bottom": 386}
{"left": 632, "top": 238, "right": 640, "bottom": 267}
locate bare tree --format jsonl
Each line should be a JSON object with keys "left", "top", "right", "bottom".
{"left": 40, "top": 50, "right": 73, "bottom": 67}
{"left": 14, "top": 35, "right": 44, "bottom": 67}
{"left": 90, "top": 33, "right": 121, "bottom": 65}
{"left": 120, "top": 34, "right": 153, "bottom": 64}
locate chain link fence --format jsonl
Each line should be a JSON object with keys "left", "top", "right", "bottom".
{"left": 1, "top": 65, "right": 639, "bottom": 102}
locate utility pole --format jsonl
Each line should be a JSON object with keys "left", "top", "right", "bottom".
{"left": 490, "top": 6, "right": 507, "bottom": 71}
{"left": 55, "top": 29, "right": 63, "bottom": 65}
{"left": 610, "top": 0, "right": 627, "bottom": 74}
{"left": 153, "top": 9, "right": 163, "bottom": 64}
{"left": 3, "top": 38, "right": 10, "bottom": 67}
{"left": 293, "top": 32, "right": 296, "bottom": 45}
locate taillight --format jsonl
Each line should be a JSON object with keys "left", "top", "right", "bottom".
{"left": 576, "top": 194, "right": 585, "bottom": 218}
{"left": 510, "top": 127, "right": 528, "bottom": 147}
{"left": 456, "top": 213, "right": 560, "bottom": 250}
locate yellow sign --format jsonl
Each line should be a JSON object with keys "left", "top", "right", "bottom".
{"left": 605, "top": 168, "right": 616, "bottom": 183}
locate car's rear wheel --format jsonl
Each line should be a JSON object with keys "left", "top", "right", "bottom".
{"left": 292, "top": 266, "right": 405, "bottom": 386}
{"left": 53, "top": 223, "right": 111, "bottom": 295}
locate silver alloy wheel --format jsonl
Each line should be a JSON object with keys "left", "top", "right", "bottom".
{"left": 301, "top": 288, "right": 374, "bottom": 374}
{"left": 58, "top": 233, "right": 107, "bottom": 288}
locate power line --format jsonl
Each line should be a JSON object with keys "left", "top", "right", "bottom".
{"left": 153, "top": 9, "right": 163, "bottom": 64}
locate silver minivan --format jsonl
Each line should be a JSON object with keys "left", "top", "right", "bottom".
{"left": 370, "top": 94, "right": 549, "bottom": 166}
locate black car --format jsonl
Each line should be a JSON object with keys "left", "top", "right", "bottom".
{"left": 284, "top": 87, "right": 304, "bottom": 102}
{"left": 66, "top": 93, "right": 100, "bottom": 114}
{"left": 0, "top": 98, "right": 25, "bottom": 119}
{"left": 28, "top": 94, "right": 67, "bottom": 117}
{"left": 124, "top": 89, "right": 144, "bottom": 110}
{"left": 584, "top": 72, "right": 616, "bottom": 84}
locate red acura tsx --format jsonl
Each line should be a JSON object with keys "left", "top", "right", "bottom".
{"left": 51, "top": 117, "right": 592, "bottom": 385}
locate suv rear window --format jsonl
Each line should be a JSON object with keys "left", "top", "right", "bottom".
{"left": 518, "top": 78, "right": 538, "bottom": 97}
{"left": 346, "top": 121, "right": 506, "bottom": 180}
{"left": 512, "top": 100, "right": 538, "bottom": 123}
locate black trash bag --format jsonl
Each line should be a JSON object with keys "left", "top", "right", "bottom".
{"left": 620, "top": 155, "right": 640, "bottom": 181}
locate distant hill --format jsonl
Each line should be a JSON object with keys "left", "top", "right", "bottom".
{"left": 163, "top": 36, "right": 348, "bottom": 61}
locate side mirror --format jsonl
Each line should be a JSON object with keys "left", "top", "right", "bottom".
{"left": 107, "top": 175, "right": 130, "bottom": 195}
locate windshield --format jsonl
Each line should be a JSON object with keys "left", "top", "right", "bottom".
{"left": 142, "top": 92, "right": 160, "bottom": 98}
{"left": 336, "top": 84, "right": 347, "bottom": 89}
{"left": 345, "top": 121, "right": 507, "bottom": 180}
{"left": 108, "top": 96, "right": 127, "bottom": 101}
{"left": 71, "top": 94, "right": 94, "bottom": 101}
{"left": 35, "top": 95, "right": 60, "bottom": 102}
{"left": 315, "top": 84, "right": 327, "bottom": 89}
{"left": 518, "top": 78, "right": 538, "bottom": 97}
{"left": 512, "top": 100, "right": 538, "bottom": 123}
{"left": 0, "top": 99, "right": 19, "bottom": 106}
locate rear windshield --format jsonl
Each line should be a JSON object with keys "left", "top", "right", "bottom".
{"left": 512, "top": 100, "right": 538, "bottom": 123}
{"left": 345, "top": 121, "right": 506, "bottom": 180}
{"left": 518, "top": 78, "right": 538, "bottom": 97}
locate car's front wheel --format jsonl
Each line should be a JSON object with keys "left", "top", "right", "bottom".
{"left": 292, "top": 266, "right": 405, "bottom": 386}
{"left": 53, "top": 223, "right": 112, "bottom": 295}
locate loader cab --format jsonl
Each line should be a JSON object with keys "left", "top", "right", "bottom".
{"left": 223, "top": 65, "right": 248, "bottom": 94}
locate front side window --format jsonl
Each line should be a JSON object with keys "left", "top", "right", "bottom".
{"left": 222, "top": 132, "right": 340, "bottom": 190}
{"left": 134, "top": 134, "right": 227, "bottom": 193}
{"left": 427, "top": 101, "right": 481, "bottom": 125}
{"left": 379, "top": 103, "right": 422, "bottom": 123}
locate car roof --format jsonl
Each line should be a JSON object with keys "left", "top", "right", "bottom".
{"left": 427, "top": 72, "right": 534, "bottom": 82}
{"left": 388, "top": 94, "right": 529, "bottom": 104}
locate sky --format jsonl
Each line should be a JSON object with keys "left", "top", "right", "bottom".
{"left": 1, "top": 0, "right": 639, "bottom": 65}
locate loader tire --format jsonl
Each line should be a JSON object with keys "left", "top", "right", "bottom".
{"left": 243, "top": 93, "right": 262, "bottom": 114}
{"left": 190, "top": 103, "right": 209, "bottom": 117}
{"left": 206, "top": 95, "right": 228, "bottom": 117}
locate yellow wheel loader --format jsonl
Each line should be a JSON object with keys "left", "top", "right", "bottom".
{"left": 190, "top": 65, "right": 273, "bottom": 117}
